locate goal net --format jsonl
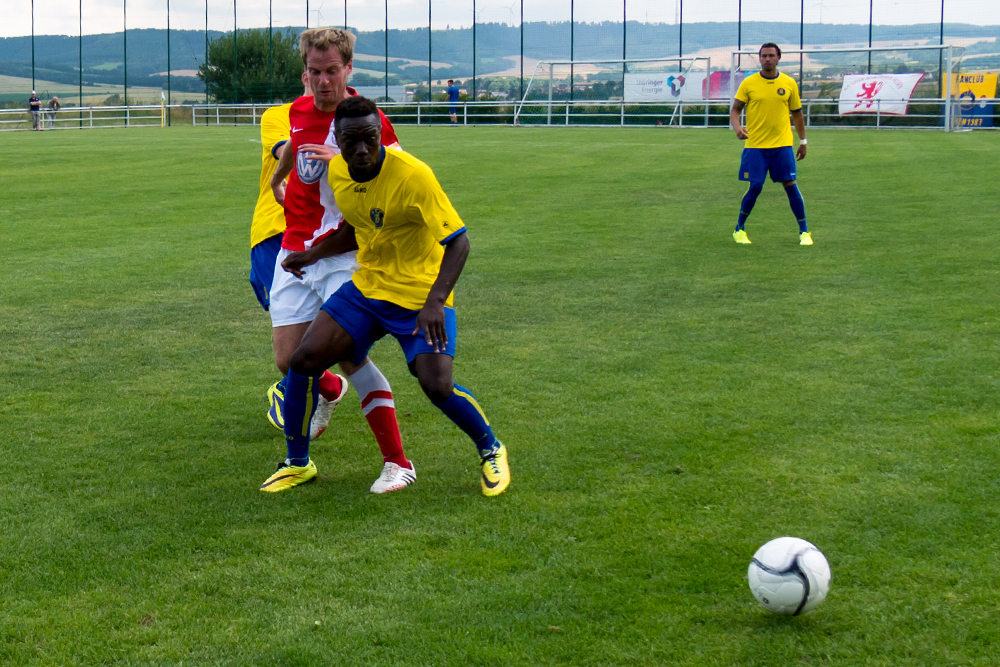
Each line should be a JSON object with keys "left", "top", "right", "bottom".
{"left": 730, "top": 44, "right": 966, "bottom": 130}
{"left": 514, "top": 57, "right": 712, "bottom": 125}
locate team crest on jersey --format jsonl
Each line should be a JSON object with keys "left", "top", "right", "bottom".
{"left": 296, "top": 151, "right": 326, "bottom": 184}
{"left": 777, "top": 88, "right": 786, "bottom": 96}
{"left": 370, "top": 208, "right": 384, "bottom": 229}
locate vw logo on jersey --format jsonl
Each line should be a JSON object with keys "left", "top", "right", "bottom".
{"left": 370, "top": 207, "right": 384, "bottom": 229}
{"left": 296, "top": 151, "right": 326, "bottom": 184}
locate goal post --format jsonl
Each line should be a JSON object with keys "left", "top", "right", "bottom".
{"left": 729, "top": 44, "right": 965, "bottom": 131}
{"left": 514, "top": 57, "right": 712, "bottom": 125}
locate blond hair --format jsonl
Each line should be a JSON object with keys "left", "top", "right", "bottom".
{"left": 299, "top": 28, "right": 356, "bottom": 66}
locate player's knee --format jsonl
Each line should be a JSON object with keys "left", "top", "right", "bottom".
{"left": 288, "top": 345, "right": 325, "bottom": 376}
{"left": 419, "top": 374, "right": 455, "bottom": 404}
{"left": 782, "top": 180, "right": 797, "bottom": 189}
{"left": 748, "top": 181, "right": 765, "bottom": 195}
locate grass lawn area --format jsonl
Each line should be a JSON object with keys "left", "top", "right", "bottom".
{"left": 0, "top": 124, "right": 998, "bottom": 666}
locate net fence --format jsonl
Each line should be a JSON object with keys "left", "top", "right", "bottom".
{"left": 0, "top": 0, "right": 996, "bottom": 127}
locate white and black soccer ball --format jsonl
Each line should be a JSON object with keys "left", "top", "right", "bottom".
{"left": 747, "top": 537, "right": 831, "bottom": 615}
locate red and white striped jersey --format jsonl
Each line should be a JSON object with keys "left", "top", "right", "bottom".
{"left": 282, "top": 90, "right": 400, "bottom": 251}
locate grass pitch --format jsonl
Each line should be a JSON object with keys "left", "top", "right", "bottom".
{"left": 1, "top": 125, "right": 998, "bottom": 666}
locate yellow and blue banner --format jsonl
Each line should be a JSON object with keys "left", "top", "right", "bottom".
{"left": 948, "top": 72, "right": 998, "bottom": 128}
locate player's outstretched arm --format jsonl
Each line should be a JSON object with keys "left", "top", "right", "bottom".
{"left": 270, "top": 141, "right": 296, "bottom": 206}
{"left": 730, "top": 100, "right": 748, "bottom": 140}
{"left": 414, "top": 232, "right": 470, "bottom": 353}
{"left": 281, "top": 224, "right": 358, "bottom": 279}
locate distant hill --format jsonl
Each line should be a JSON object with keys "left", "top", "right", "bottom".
{"left": 1, "top": 21, "right": 997, "bottom": 90}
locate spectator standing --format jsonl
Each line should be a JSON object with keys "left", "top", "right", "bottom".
{"left": 447, "top": 79, "right": 460, "bottom": 125}
{"left": 47, "top": 96, "right": 60, "bottom": 129}
{"left": 29, "top": 91, "right": 42, "bottom": 131}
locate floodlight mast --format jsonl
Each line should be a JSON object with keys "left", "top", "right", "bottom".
{"left": 514, "top": 57, "right": 711, "bottom": 125}
{"left": 728, "top": 44, "right": 960, "bottom": 131}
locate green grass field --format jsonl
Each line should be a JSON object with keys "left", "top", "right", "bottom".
{"left": 1, "top": 125, "right": 998, "bottom": 666}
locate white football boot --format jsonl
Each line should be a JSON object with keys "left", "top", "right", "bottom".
{"left": 310, "top": 374, "right": 350, "bottom": 440}
{"left": 370, "top": 461, "right": 417, "bottom": 494}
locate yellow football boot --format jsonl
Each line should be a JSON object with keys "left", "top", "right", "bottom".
{"left": 260, "top": 459, "right": 317, "bottom": 492}
{"left": 266, "top": 381, "right": 284, "bottom": 432}
{"left": 480, "top": 443, "right": 510, "bottom": 497}
{"left": 799, "top": 232, "right": 813, "bottom": 246}
{"left": 733, "top": 230, "right": 752, "bottom": 245}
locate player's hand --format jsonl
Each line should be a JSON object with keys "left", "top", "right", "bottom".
{"left": 281, "top": 250, "right": 318, "bottom": 279}
{"left": 735, "top": 126, "right": 748, "bottom": 140}
{"left": 298, "top": 143, "right": 335, "bottom": 165}
{"left": 414, "top": 301, "right": 448, "bottom": 353}
{"left": 272, "top": 180, "right": 286, "bottom": 206}
{"left": 796, "top": 144, "right": 808, "bottom": 161}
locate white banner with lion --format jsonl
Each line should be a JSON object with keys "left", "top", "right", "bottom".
{"left": 838, "top": 73, "right": 926, "bottom": 116}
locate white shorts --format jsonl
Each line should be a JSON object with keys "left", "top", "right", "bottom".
{"left": 269, "top": 248, "right": 360, "bottom": 328}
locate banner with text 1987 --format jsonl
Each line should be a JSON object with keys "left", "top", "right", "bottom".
{"left": 946, "top": 72, "right": 998, "bottom": 128}
{"left": 839, "top": 74, "right": 926, "bottom": 115}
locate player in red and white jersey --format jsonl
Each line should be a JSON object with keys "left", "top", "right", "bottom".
{"left": 279, "top": 95, "right": 399, "bottom": 253}
{"left": 262, "top": 28, "right": 414, "bottom": 495}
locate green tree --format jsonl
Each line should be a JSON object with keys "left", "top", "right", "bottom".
{"left": 198, "top": 29, "right": 303, "bottom": 103}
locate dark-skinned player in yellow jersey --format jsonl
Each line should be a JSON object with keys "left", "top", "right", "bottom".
{"left": 274, "top": 95, "right": 510, "bottom": 497}
{"left": 730, "top": 43, "right": 812, "bottom": 246}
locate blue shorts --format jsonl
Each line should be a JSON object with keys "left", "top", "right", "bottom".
{"left": 249, "top": 233, "right": 283, "bottom": 310}
{"left": 321, "top": 280, "right": 457, "bottom": 366}
{"left": 739, "top": 147, "right": 797, "bottom": 184}
{"left": 449, "top": 106, "right": 458, "bottom": 115}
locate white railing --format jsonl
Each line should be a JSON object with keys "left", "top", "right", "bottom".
{"left": 2, "top": 99, "right": 996, "bottom": 132}
{"left": 0, "top": 104, "right": 173, "bottom": 131}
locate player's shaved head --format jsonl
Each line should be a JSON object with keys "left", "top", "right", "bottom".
{"left": 335, "top": 96, "right": 383, "bottom": 178}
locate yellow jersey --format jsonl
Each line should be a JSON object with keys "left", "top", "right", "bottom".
{"left": 735, "top": 72, "right": 801, "bottom": 149}
{"left": 250, "top": 103, "right": 292, "bottom": 248}
{"left": 327, "top": 148, "right": 467, "bottom": 310}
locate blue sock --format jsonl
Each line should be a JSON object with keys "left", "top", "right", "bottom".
{"left": 283, "top": 370, "right": 320, "bottom": 466}
{"left": 784, "top": 183, "right": 808, "bottom": 233}
{"left": 737, "top": 182, "right": 763, "bottom": 231}
{"left": 277, "top": 377, "right": 286, "bottom": 393}
{"left": 432, "top": 384, "right": 498, "bottom": 457}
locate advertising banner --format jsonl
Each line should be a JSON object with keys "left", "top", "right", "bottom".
{"left": 625, "top": 73, "right": 707, "bottom": 102}
{"left": 839, "top": 73, "right": 926, "bottom": 115}
{"left": 946, "top": 72, "right": 998, "bottom": 128}
{"left": 708, "top": 71, "right": 747, "bottom": 100}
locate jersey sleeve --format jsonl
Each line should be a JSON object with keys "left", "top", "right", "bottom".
{"left": 406, "top": 164, "right": 466, "bottom": 244}
{"left": 788, "top": 80, "right": 802, "bottom": 112}
{"left": 379, "top": 111, "right": 401, "bottom": 150}
{"left": 261, "top": 106, "right": 290, "bottom": 159}
{"left": 735, "top": 78, "right": 751, "bottom": 104}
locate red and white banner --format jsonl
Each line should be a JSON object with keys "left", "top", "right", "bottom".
{"left": 839, "top": 73, "right": 926, "bottom": 115}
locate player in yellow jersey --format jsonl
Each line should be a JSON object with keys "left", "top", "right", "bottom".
{"left": 730, "top": 43, "right": 812, "bottom": 246}
{"left": 274, "top": 95, "right": 510, "bottom": 497}
{"left": 249, "top": 102, "right": 293, "bottom": 313}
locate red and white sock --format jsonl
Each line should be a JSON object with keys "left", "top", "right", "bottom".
{"left": 316, "top": 370, "right": 344, "bottom": 402}
{"left": 348, "top": 362, "right": 410, "bottom": 469}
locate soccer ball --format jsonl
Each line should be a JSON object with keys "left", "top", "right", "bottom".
{"left": 747, "top": 537, "right": 831, "bottom": 615}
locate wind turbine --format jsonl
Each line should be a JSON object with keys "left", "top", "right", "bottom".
{"left": 812, "top": 0, "right": 829, "bottom": 24}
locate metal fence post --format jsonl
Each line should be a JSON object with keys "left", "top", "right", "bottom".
{"left": 547, "top": 64, "right": 553, "bottom": 126}
{"left": 944, "top": 45, "right": 953, "bottom": 131}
